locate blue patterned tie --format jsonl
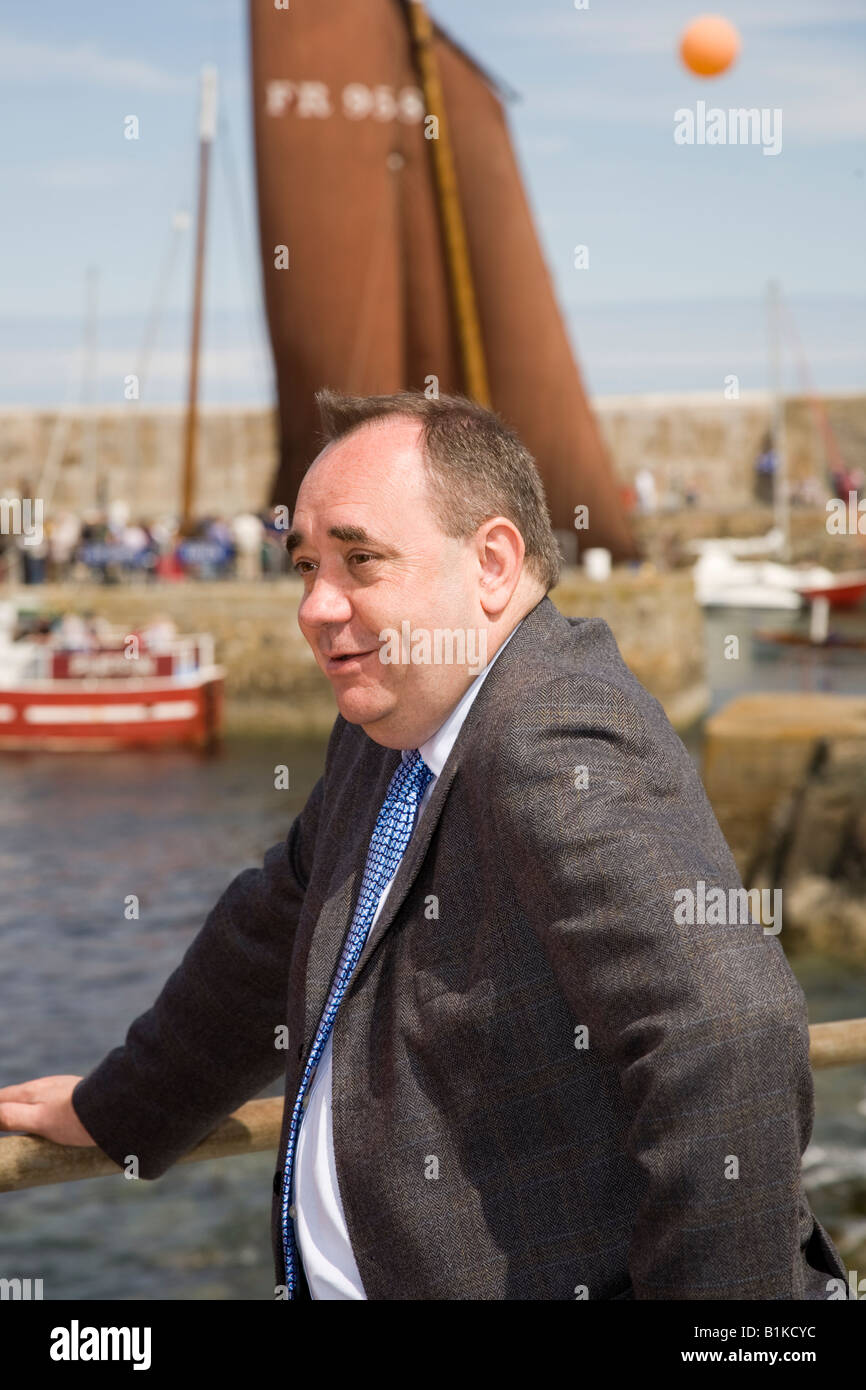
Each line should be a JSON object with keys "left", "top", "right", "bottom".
{"left": 279, "top": 748, "right": 435, "bottom": 1297}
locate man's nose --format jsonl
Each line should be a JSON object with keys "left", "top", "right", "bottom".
{"left": 298, "top": 574, "right": 354, "bottom": 628}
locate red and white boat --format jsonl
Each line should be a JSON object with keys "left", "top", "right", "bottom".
{"left": 794, "top": 570, "right": 866, "bottom": 609}
{"left": 0, "top": 606, "right": 225, "bottom": 752}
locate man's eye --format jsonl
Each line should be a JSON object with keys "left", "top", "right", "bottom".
{"left": 293, "top": 553, "right": 375, "bottom": 575}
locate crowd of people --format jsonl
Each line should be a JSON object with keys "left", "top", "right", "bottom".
{"left": 4, "top": 462, "right": 861, "bottom": 586}
{"left": 0, "top": 503, "right": 294, "bottom": 586}
{"left": 753, "top": 433, "right": 864, "bottom": 507}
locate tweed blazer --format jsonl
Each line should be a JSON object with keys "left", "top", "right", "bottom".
{"left": 72, "top": 594, "right": 849, "bottom": 1300}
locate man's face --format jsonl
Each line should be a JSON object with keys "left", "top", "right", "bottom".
{"left": 288, "top": 416, "right": 487, "bottom": 749}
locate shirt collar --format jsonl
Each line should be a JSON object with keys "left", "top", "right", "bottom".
{"left": 401, "top": 618, "right": 522, "bottom": 779}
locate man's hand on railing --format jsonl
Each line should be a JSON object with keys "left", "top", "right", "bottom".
{"left": 0, "top": 1076, "right": 96, "bottom": 1146}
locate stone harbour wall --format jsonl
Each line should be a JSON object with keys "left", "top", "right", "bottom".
{"left": 702, "top": 694, "right": 866, "bottom": 967}
{"left": 6, "top": 567, "right": 707, "bottom": 736}
{"left": 2, "top": 390, "right": 863, "bottom": 519}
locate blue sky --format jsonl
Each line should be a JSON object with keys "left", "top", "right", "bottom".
{"left": 0, "top": 0, "right": 864, "bottom": 404}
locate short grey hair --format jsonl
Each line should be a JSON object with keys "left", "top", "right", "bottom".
{"left": 313, "top": 387, "right": 562, "bottom": 593}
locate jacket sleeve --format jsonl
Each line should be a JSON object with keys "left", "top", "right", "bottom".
{"left": 71, "top": 728, "right": 336, "bottom": 1180}
{"left": 489, "top": 673, "right": 815, "bottom": 1299}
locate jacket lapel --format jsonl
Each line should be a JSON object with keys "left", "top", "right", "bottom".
{"left": 350, "top": 741, "right": 464, "bottom": 981}
{"left": 301, "top": 595, "right": 561, "bottom": 1036}
{"left": 300, "top": 744, "right": 400, "bottom": 1053}
{"left": 300, "top": 738, "right": 463, "bottom": 1047}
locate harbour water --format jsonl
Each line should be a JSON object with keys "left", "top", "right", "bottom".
{"left": 1, "top": 610, "right": 865, "bottom": 1300}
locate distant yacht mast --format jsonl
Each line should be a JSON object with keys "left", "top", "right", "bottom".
{"left": 766, "top": 278, "right": 790, "bottom": 561}
{"left": 180, "top": 65, "right": 218, "bottom": 530}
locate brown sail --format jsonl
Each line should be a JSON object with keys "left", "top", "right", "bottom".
{"left": 249, "top": 0, "right": 637, "bottom": 559}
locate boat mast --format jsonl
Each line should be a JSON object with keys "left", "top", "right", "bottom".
{"left": 125, "top": 210, "right": 191, "bottom": 516}
{"left": 81, "top": 266, "right": 100, "bottom": 511}
{"left": 404, "top": 1, "right": 490, "bottom": 406}
{"left": 180, "top": 65, "right": 218, "bottom": 530}
{"left": 767, "top": 278, "right": 791, "bottom": 560}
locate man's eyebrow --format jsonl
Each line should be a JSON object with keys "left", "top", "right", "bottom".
{"left": 284, "top": 524, "right": 388, "bottom": 557}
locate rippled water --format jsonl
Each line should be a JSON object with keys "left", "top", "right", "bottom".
{"left": 0, "top": 737, "right": 323, "bottom": 1300}
{"left": 701, "top": 605, "right": 866, "bottom": 714}
{"left": 2, "top": 661, "right": 865, "bottom": 1297}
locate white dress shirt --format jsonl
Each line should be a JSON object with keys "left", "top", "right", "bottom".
{"left": 293, "top": 621, "right": 520, "bottom": 1298}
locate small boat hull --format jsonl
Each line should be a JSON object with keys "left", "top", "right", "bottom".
{"left": 0, "top": 669, "right": 225, "bottom": 751}
{"left": 795, "top": 575, "right": 866, "bottom": 609}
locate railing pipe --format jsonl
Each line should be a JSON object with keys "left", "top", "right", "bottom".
{"left": 2, "top": 1019, "right": 865, "bottom": 1194}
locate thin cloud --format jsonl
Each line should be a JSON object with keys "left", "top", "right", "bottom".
{"left": 498, "top": 1, "right": 866, "bottom": 51}
{"left": 517, "top": 53, "right": 866, "bottom": 142}
{"left": 0, "top": 345, "right": 268, "bottom": 403}
{"left": 30, "top": 161, "right": 130, "bottom": 191}
{"left": 763, "top": 59, "right": 866, "bottom": 139}
{"left": 0, "top": 33, "right": 189, "bottom": 92}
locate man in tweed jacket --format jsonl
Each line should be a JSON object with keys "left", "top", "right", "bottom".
{"left": 1, "top": 390, "right": 848, "bottom": 1299}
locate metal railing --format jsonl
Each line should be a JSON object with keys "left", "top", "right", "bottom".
{"left": 2, "top": 1018, "right": 865, "bottom": 1194}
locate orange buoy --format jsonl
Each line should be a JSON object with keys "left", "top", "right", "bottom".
{"left": 679, "top": 14, "right": 741, "bottom": 77}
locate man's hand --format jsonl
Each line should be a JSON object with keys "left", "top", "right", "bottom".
{"left": 0, "top": 1076, "right": 96, "bottom": 1146}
